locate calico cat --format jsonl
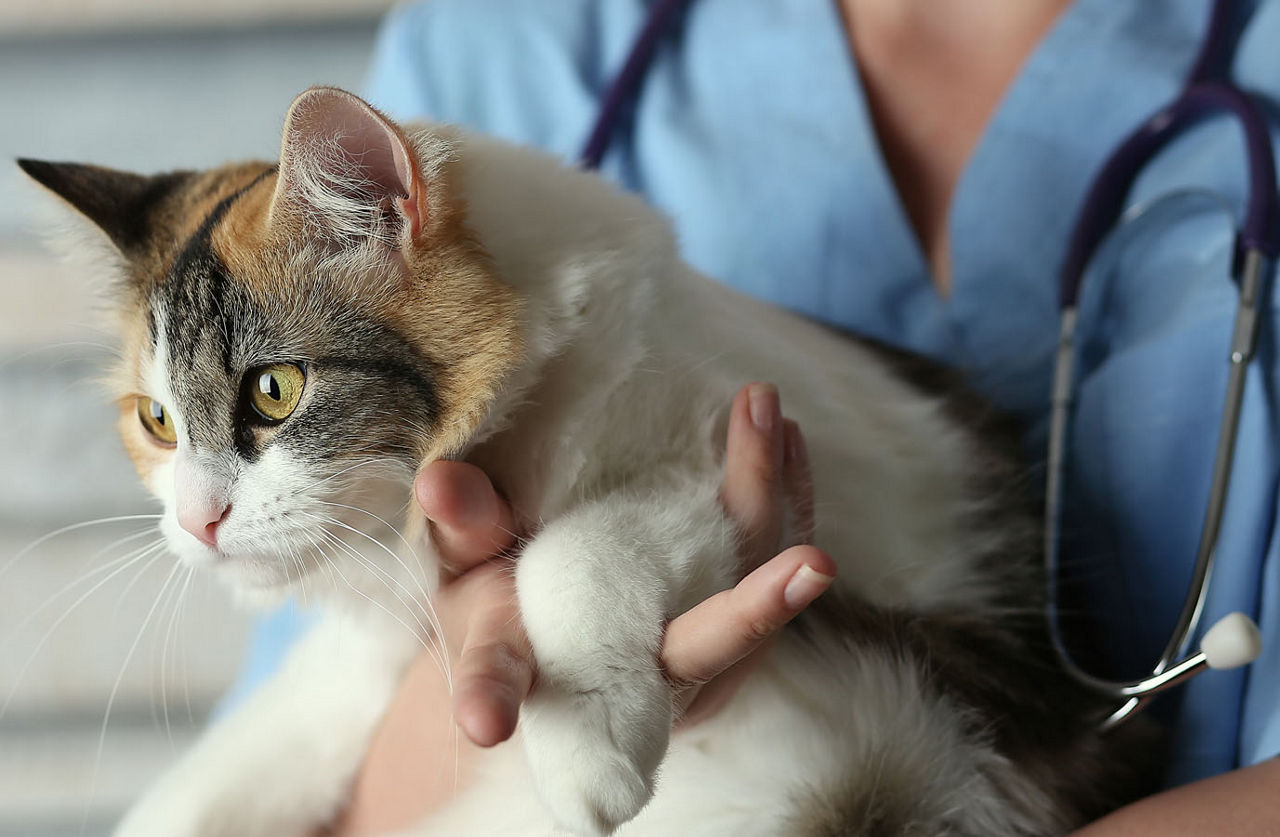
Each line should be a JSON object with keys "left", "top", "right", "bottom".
{"left": 19, "top": 86, "right": 1154, "bottom": 836}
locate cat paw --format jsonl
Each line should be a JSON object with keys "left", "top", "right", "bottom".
{"left": 521, "top": 675, "right": 671, "bottom": 835}
{"left": 534, "top": 736, "right": 652, "bottom": 836}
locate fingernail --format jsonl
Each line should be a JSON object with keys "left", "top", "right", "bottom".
{"left": 784, "top": 564, "right": 834, "bottom": 609}
{"left": 748, "top": 383, "right": 779, "bottom": 433}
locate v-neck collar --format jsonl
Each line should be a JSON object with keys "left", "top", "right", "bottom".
{"left": 817, "top": 0, "right": 1205, "bottom": 415}
{"left": 799, "top": 0, "right": 957, "bottom": 361}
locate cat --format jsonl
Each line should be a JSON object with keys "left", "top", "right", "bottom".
{"left": 19, "top": 86, "right": 1155, "bottom": 836}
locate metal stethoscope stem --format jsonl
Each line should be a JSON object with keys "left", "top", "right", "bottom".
{"left": 1042, "top": 0, "right": 1277, "bottom": 729}
{"left": 1045, "top": 250, "right": 1268, "bottom": 729}
{"left": 587, "top": 0, "right": 1275, "bottom": 732}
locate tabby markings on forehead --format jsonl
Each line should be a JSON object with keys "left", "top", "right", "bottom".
{"left": 144, "top": 163, "right": 442, "bottom": 466}
{"left": 157, "top": 167, "right": 277, "bottom": 367}
{"left": 150, "top": 166, "right": 273, "bottom": 455}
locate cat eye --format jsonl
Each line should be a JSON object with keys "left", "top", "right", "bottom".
{"left": 136, "top": 397, "right": 177, "bottom": 446}
{"left": 247, "top": 363, "right": 306, "bottom": 423}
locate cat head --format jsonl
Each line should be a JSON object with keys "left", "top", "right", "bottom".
{"left": 18, "top": 87, "right": 522, "bottom": 596}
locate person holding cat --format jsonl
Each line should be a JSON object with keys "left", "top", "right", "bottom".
{"left": 324, "top": 382, "right": 828, "bottom": 832}
{"left": 218, "top": 0, "right": 1278, "bottom": 833}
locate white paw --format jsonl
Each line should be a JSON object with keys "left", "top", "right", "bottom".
{"left": 521, "top": 673, "right": 671, "bottom": 835}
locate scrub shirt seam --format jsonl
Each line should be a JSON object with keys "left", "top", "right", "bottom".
{"left": 937, "top": 0, "right": 1104, "bottom": 382}
{"left": 822, "top": 0, "right": 940, "bottom": 317}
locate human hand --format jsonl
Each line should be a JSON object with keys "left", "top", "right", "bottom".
{"left": 330, "top": 383, "right": 833, "bottom": 834}
{"left": 428, "top": 382, "right": 833, "bottom": 743}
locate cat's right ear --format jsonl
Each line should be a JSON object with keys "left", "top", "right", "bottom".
{"left": 269, "top": 86, "right": 437, "bottom": 251}
{"left": 16, "top": 159, "right": 190, "bottom": 257}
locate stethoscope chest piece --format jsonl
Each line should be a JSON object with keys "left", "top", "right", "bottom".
{"left": 1202, "top": 613, "right": 1264, "bottom": 670}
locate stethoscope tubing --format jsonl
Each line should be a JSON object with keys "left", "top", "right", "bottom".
{"left": 1046, "top": 0, "right": 1276, "bottom": 728}
{"left": 584, "top": 0, "right": 1275, "bottom": 730}
{"left": 1047, "top": 249, "right": 1270, "bottom": 727}
{"left": 1060, "top": 83, "right": 1279, "bottom": 309}
{"left": 578, "top": 0, "right": 693, "bottom": 170}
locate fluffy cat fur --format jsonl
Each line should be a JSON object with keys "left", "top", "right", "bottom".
{"left": 19, "top": 87, "right": 1155, "bottom": 836}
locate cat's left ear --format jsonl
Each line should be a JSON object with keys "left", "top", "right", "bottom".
{"left": 271, "top": 86, "right": 431, "bottom": 250}
{"left": 16, "top": 159, "right": 191, "bottom": 257}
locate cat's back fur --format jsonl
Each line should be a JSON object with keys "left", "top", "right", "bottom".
{"left": 455, "top": 130, "right": 1013, "bottom": 611}
{"left": 415, "top": 131, "right": 1158, "bottom": 836}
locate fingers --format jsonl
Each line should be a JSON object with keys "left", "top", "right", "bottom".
{"left": 661, "top": 545, "right": 835, "bottom": 693}
{"left": 424, "top": 386, "right": 824, "bottom": 747}
{"left": 415, "top": 460, "right": 518, "bottom": 576}
{"left": 720, "top": 383, "right": 786, "bottom": 570}
{"left": 415, "top": 461, "right": 531, "bottom": 746}
{"left": 783, "top": 419, "right": 815, "bottom": 544}
{"left": 450, "top": 568, "right": 535, "bottom": 748}
{"left": 678, "top": 386, "right": 822, "bottom": 723}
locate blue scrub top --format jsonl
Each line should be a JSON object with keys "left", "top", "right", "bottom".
{"left": 237, "top": 0, "right": 1280, "bottom": 787}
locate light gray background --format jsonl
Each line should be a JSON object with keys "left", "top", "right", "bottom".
{"left": 0, "top": 12, "right": 388, "bottom": 834}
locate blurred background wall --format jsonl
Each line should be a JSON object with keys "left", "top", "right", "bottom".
{"left": 0, "top": 2, "right": 391, "bottom": 833}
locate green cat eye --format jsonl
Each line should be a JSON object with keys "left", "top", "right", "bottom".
{"left": 137, "top": 397, "right": 177, "bottom": 446}
{"left": 248, "top": 363, "right": 306, "bottom": 422}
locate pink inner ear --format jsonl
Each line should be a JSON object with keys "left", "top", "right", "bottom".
{"left": 308, "top": 101, "right": 410, "bottom": 198}
{"left": 282, "top": 89, "right": 425, "bottom": 242}
{"left": 381, "top": 122, "right": 425, "bottom": 239}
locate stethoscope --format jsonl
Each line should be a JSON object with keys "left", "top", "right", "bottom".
{"left": 1046, "top": 0, "right": 1275, "bottom": 727}
{"left": 585, "top": 0, "right": 1276, "bottom": 729}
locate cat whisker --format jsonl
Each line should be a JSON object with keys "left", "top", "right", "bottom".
{"left": 312, "top": 529, "right": 381, "bottom": 596}
{"left": 3, "top": 528, "right": 161, "bottom": 644}
{"left": 289, "top": 542, "right": 311, "bottom": 609}
{"left": 0, "top": 339, "right": 119, "bottom": 371}
{"left": 149, "top": 563, "right": 182, "bottom": 746}
{"left": 176, "top": 571, "right": 203, "bottom": 728}
{"left": 297, "top": 456, "right": 407, "bottom": 496}
{"left": 314, "top": 526, "right": 451, "bottom": 684}
{"left": 0, "top": 540, "right": 168, "bottom": 723}
{"left": 309, "top": 534, "right": 342, "bottom": 595}
{"left": 157, "top": 566, "right": 196, "bottom": 752}
{"left": 316, "top": 502, "right": 431, "bottom": 590}
{"left": 86, "top": 559, "right": 184, "bottom": 832}
{"left": 2, "top": 514, "right": 164, "bottom": 585}
{"left": 311, "top": 542, "right": 451, "bottom": 685}
{"left": 109, "top": 541, "right": 176, "bottom": 623}
{"left": 307, "top": 524, "right": 451, "bottom": 686}
{"left": 308, "top": 508, "right": 445, "bottom": 642}
{"left": 493, "top": 522, "right": 530, "bottom": 553}
{"left": 156, "top": 569, "right": 187, "bottom": 748}
{"left": 280, "top": 539, "right": 301, "bottom": 606}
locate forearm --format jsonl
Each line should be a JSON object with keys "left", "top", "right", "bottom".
{"left": 1073, "top": 757, "right": 1280, "bottom": 836}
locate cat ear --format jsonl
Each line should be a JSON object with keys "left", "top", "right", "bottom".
{"left": 16, "top": 159, "right": 190, "bottom": 255}
{"left": 271, "top": 86, "right": 428, "bottom": 249}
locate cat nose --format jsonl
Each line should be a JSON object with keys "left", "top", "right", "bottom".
{"left": 178, "top": 502, "right": 231, "bottom": 547}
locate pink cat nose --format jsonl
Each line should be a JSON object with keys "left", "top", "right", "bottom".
{"left": 178, "top": 503, "right": 231, "bottom": 547}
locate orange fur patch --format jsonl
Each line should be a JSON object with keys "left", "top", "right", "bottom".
{"left": 105, "top": 118, "right": 524, "bottom": 488}
{"left": 211, "top": 137, "right": 525, "bottom": 464}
